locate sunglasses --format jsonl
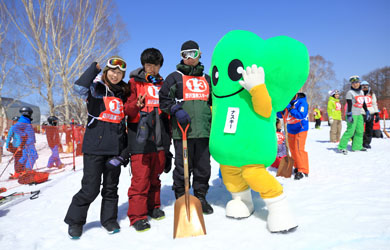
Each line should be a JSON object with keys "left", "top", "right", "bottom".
{"left": 180, "top": 49, "right": 200, "bottom": 60}
{"left": 107, "top": 58, "right": 127, "bottom": 72}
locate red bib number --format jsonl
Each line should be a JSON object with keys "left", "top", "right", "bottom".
{"left": 98, "top": 96, "right": 124, "bottom": 123}
{"left": 182, "top": 75, "right": 209, "bottom": 101}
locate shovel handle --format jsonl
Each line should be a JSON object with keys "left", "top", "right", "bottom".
{"left": 177, "top": 122, "right": 190, "bottom": 214}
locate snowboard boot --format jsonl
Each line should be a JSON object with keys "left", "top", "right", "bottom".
{"left": 263, "top": 194, "right": 298, "bottom": 233}
{"left": 194, "top": 190, "right": 214, "bottom": 215}
{"left": 133, "top": 219, "right": 151, "bottom": 232}
{"left": 294, "top": 172, "right": 308, "bottom": 180}
{"left": 103, "top": 221, "right": 120, "bottom": 234}
{"left": 68, "top": 224, "right": 83, "bottom": 239}
{"left": 148, "top": 208, "right": 165, "bottom": 220}
{"left": 226, "top": 188, "right": 254, "bottom": 219}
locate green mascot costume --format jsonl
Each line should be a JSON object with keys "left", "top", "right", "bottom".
{"left": 210, "top": 30, "right": 309, "bottom": 233}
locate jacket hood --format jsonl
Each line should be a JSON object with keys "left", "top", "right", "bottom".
{"left": 129, "top": 67, "right": 147, "bottom": 82}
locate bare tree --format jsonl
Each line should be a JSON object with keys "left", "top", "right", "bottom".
{"left": 362, "top": 66, "right": 390, "bottom": 99}
{"left": 0, "top": 3, "right": 26, "bottom": 134}
{"left": 1, "top": 0, "right": 127, "bottom": 123}
{"left": 302, "top": 55, "right": 336, "bottom": 110}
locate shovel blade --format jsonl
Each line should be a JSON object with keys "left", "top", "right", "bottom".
{"left": 173, "top": 194, "right": 206, "bottom": 238}
{"left": 276, "top": 156, "right": 295, "bottom": 178}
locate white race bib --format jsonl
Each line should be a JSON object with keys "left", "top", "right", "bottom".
{"left": 224, "top": 107, "right": 240, "bottom": 134}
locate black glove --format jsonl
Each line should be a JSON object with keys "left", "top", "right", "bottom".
{"left": 374, "top": 113, "right": 380, "bottom": 123}
{"left": 164, "top": 151, "right": 173, "bottom": 173}
{"left": 106, "top": 156, "right": 128, "bottom": 169}
{"left": 171, "top": 104, "right": 191, "bottom": 125}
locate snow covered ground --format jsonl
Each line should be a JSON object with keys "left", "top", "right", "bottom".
{"left": 0, "top": 122, "right": 389, "bottom": 250}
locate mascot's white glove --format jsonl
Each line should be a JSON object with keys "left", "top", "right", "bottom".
{"left": 329, "top": 117, "right": 334, "bottom": 125}
{"left": 239, "top": 64, "right": 265, "bottom": 92}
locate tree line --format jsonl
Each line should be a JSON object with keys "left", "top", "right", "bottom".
{"left": 0, "top": 0, "right": 389, "bottom": 128}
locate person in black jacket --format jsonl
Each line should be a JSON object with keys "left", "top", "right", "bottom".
{"left": 64, "top": 56, "right": 130, "bottom": 239}
{"left": 159, "top": 40, "right": 213, "bottom": 214}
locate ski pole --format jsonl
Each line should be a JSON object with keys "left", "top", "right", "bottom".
{"left": 0, "top": 148, "right": 20, "bottom": 178}
{"left": 71, "top": 119, "right": 75, "bottom": 171}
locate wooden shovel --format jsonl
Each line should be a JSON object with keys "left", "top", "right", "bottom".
{"left": 277, "top": 109, "right": 295, "bottom": 178}
{"left": 173, "top": 122, "right": 206, "bottom": 238}
{"left": 383, "top": 111, "right": 390, "bottom": 138}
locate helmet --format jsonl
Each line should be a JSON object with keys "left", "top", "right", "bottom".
{"left": 47, "top": 116, "right": 59, "bottom": 126}
{"left": 19, "top": 106, "right": 33, "bottom": 118}
{"left": 12, "top": 116, "right": 20, "bottom": 121}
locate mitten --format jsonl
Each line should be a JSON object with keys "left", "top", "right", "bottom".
{"left": 346, "top": 112, "right": 353, "bottom": 123}
{"left": 329, "top": 117, "right": 334, "bottom": 125}
{"left": 171, "top": 105, "right": 191, "bottom": 125}
{"left": 238, "top": 65, "right": 265, "bottom": 91}
{"left": 106, "top": 156, "right": 126, "bottom": 169}
{"left": 164, "top": 151, "right": 173, "bottom": 173}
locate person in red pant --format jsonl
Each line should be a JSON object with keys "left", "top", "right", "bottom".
{"left": 122, "top": 48, "right": 171, "bottom": 232}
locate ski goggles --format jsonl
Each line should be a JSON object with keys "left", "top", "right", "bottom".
{"left": 349, "top": 75, "right": 360, "bottom": 83}
{"left": 107, "top": 58, "right": 127, "bottom": 72}
{"left": 180, "top": 49, "right": 200, "bottom": 60}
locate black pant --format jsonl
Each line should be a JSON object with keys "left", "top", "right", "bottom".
{"left": 363, "top": 116, "right": 374, "bottom": 146}
{"left": 315, "top": 119, "right": 321, "bottom": 128}
{"left": 64, "top": 154, "right": 121, "bottom": 227}
{"left": 172, "top": 138, "right": 211, "bottom": 194}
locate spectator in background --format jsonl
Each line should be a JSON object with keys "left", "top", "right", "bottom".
{"left": 327, "top": 90, "right": 342, "bottom": 143}
{"left": 14, "top": 107, "right": 38, "bottom": 170}
{"left": 45, "top": 116, "right": 64, "bottom": 169}
{"left": 313, "top": 105, "right": 322, "bottom": 129}
{"left": 277, "top": 92, "right": 309, "bottom": 180}
{"left": 361, "top": 81, "right": 380, "bottom": 149}
{"left": 74, "top": 124, "right": 85, "bottom": 156}
{"left": 271, "top": 118, "right": 287, "bottom": 168}
{"left": 379, "top": 107, "right": 388, "bottom": 120}
{"left": 338, "top": 76, "right": 369, "bottom": 154}
{"left": 64, "top": 123, "right": 73, "bottom": 153}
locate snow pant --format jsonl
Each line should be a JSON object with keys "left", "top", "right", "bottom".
{"left": 330, "top": 119, "right": 342, "bottom": 142}
{"left": 64, "top": 153, "right": 121, "bottom": 227}
{"left": 220, "top": 164, "right": 283, "bottom": 199}
{"left": 47, "top": 145, "right": 62, "bottom": 168}
{"left": 338, "top": 115, "right": 364, "bottom": 151}
{"left": 315, "top": 119, "right": 321, "bottom": 128}
{"left": 288, "top": 131, "right": 309, "bottom": 175}
{"left": 172, "top": 138, "right": 211, "bottom": 195}
{"left": 363, "top": 116, "right": 374, "bottom": 146}
{"left": 127, "top": 150, "right": 165, "bottom": 225}
{"left": 19, "top": 144, "right": 38, "bottom": 170}
{"left": 14, "top": 149, "right": 25, "bottom": 173}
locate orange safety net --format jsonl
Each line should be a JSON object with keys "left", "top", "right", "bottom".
{"left": 0, "top": 117, "right": 85, "bottom": 187}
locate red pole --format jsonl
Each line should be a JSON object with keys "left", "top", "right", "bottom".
{"left": 71, "top": 119, "right": 75, "bottom": 171}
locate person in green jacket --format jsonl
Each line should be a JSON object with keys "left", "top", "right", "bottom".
{"left": 159, "top": 40, "right": 213, "bottom": 214}
{"left": 313, "top": 106, "right": 322, "bottom": 129}
{"left": 327, "top": 90, "right": 342, "bottom": 142}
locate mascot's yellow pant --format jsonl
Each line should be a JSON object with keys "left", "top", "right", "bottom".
{"left": 220, "top": 164, "right": 283, "bottom": 199}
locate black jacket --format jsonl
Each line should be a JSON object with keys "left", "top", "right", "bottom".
{"left": 75, "top": 62, "right": 128, "bottom": 155}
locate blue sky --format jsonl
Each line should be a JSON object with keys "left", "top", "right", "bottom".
{"left": 115, "top": 0, "right": 389, "bottom": 84}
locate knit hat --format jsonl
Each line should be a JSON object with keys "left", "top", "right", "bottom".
{"left": 181, "top": 40, "right": 199, "bottom": 51}
{"left": 360, "top": 81, "right": 369, "bottom": 86}
{"left": 103, "top": 55, "right": 127, "bottom": 79}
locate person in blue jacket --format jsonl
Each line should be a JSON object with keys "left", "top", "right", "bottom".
{"left": 14, "top": 107, "right": 38, "bottom": 170}
{"left": 277, "top": 93, "right": 309, "bottom": 180}
{"left": 5, "top": 116, "right": 26, "bottom": 178}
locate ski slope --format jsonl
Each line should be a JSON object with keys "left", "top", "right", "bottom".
{"left": 0, "top": 122, "right": 389, "bottom": 250}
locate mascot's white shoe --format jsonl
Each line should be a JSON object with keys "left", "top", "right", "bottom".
{"left": 226, "top": 189, "right": 254, "bottom": 219}
{"left": 263, "top": 193, "right": 298, "bottom": 233}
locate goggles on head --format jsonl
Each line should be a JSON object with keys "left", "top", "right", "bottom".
{"left": 349, "top": 75, "right": 360, "bottom": 83}
{"left": 107, "top": 58, "right": 127, "bottom": 72}
{"left": 180, "top": 49, "right": 200, "bottom": 60}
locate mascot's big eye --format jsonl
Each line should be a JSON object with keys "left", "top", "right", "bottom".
{"left": 228, "top": 59, "right": 244, "bottom": 81}
{"left": 212, "top": 66, "right": 219, "bottom": 86}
